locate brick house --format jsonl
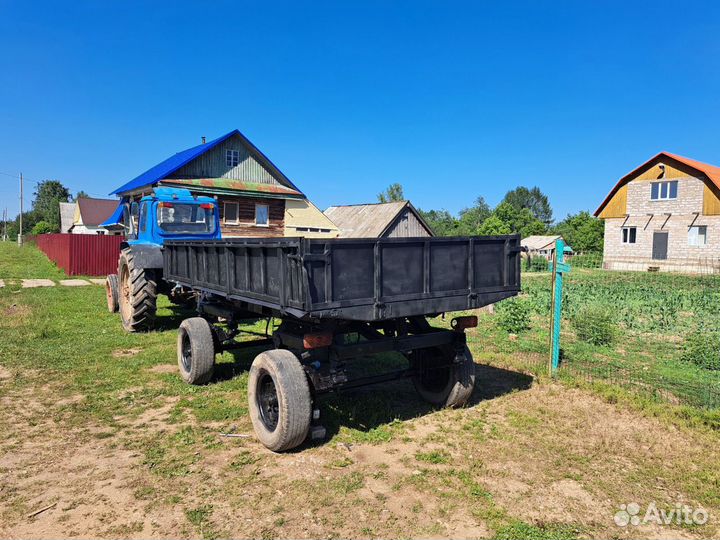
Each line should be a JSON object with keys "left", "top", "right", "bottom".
{"left": 110, "top": 130, "right": 338, "bottom": 238}
{"left": 595, "top": 152, "right": 720, "bottom": 273}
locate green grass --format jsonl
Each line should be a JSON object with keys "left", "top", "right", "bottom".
{"left": 492, "top": 520, "right": 581, "bottom": 540}
{"left": 0, "top": 240, "right": 68, "bottom": 279}
{"left": 2, "top": 241, "right": 719, "bottom": 539}
{"left": 478, "top": 268, "right": 720, "bottom": 411}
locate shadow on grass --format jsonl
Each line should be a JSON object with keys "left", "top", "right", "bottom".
{"left": 179, "top": 332, "right": 534, "bottom": 447}
{"left": 153, "top": 304, "right": 198, "bottom": 332}
{"left": 317, "top": 362, "right": 533, "bottom": 444}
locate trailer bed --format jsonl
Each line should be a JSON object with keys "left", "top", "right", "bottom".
{"left": 163, "top": 236, "right": 521, "bottom": 321}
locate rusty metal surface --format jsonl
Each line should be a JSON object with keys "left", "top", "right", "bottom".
{"left": 161, "top": 178, "right": 301, "bottom": 197}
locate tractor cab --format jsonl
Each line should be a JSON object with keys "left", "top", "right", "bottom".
{"left": 114, "top": 187, "right": 221, "bottom": 246}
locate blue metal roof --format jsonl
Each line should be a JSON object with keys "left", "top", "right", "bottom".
{"left": 111, "top": 130, "right": 238, "bottom": 195}
{"left": 101, "top": 196, "right": 128, "bottom": 227}
{"left": 110, "top": 129, "right": 303, "bottom": 196}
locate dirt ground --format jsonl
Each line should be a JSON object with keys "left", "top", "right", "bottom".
{"left": 1, "top": 361, "right": 718, "bottom": 540}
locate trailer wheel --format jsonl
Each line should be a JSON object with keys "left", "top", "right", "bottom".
{"left": 118, "top": 248, "right": 157, "bottom": 332}
{"left": 105, "top": 274, "right": 119, "bottom": 313}
{"left": 411, "top": 345, "right": 476, "bottom": 408}
{"left": 248, "top": 349, "right": 312, "bottom": 452}
{"left": 177, "top": 317, "right": 215, "bottom": 385}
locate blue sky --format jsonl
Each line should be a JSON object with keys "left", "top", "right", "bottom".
{"left": 1, "top": 1, "right": 720, "bottom": 222}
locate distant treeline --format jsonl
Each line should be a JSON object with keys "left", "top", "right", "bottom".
{"left": 377, "top": 183, "right": 604, "bottom": 252}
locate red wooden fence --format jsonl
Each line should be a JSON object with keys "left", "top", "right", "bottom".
{"left": 34, "top": 234, "right": 125, "bottom": 276}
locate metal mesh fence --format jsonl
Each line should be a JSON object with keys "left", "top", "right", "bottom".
{"left": 513, "top": 252, "right": 720, "bottom": 410}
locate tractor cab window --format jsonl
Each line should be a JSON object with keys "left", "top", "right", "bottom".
{"left": 124, "top": 202, "right": 139, "bottom": 240}
{"left": 157, "top": 203, "right": 216, "bottom": 235}
{"left": 139, "top": 202, "right": 149, "bottom": 233}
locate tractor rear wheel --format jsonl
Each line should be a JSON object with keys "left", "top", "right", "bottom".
{"left": 105, "top": 274, "right": 119, "bottom": 313}
{"left": 411, "top": 345, "right": 476, "bottom": 408}
{"left": 118, "top": 248, "right": 157, "bottom": 333}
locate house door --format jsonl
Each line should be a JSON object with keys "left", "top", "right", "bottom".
{"left": 652, "top": 232, "right": 668, "bottom": 260}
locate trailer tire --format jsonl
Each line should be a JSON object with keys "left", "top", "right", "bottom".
{"left": 118, "top": 248, "right": 157, "bottom": 332}
{"left": 177, "top": 317, "right": 215, "bottom": 385}
{"left": 248, "top": 349, "right": 312, "bottom": 452}
{"left": 105, "top": 274, "right": 119, "bottom": 313}
{"left": 412, "top": 345, "right": 475, "bottom": 408}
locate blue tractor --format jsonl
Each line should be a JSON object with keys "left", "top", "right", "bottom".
{"left": 104, "top": 187, "right": 221, "bottom": 332}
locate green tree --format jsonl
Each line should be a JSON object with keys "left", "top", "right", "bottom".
{"left": 33, "top": 180, "right": 70, "bottom": 231}
{"left": 418, "top": 209, "right": 459, "bottom": 236}
{"left": 502, "top": 186, "right": 553, "bottom": 225}
{"left": 477, "top": 215, "right": 511, "bottom": 235}
{"left": 377, "top": 183, "right": 405, "bottom": 203}
{"left": 553, "top": 211, "right": 604, "bottom": 252}
{"left": 73, "top": 190, "right": 90, "bottom": 201}
{"left": 31, "top": 220, "right": 56, "bottom": 235}
{"left": 493, "top": 202, "right": 547, "bottom": 237}
{"left": 6, "top": 210, "right": 40, "bottom": 238}
{"left": 456, "top": 197, "right": 491, "bottom": 235}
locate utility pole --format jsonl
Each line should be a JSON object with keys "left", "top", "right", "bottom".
{"left": 2, "top": 208, "right": 7, "bottom": 241}
{"left": 18, "top": 172, "right": 23, "bottom": 246}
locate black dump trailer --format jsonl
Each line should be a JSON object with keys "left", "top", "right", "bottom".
{"left": 158, "top": 236, "right": 520, "bottom": 451}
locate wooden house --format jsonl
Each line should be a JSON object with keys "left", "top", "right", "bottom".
{"left": 323, "top": 201, "right": 433, "bottom": 238}
{"left": 595, "top": 152, "right": 720, "bottom": 273}
{"left": 110, "top": 130, "right": 338, "bottom": 238}
{"left": 521, "top": 235, "right": 572, "bottom": 260}
{"left": 67, "top": 198, "right": 122, "bottom": 235}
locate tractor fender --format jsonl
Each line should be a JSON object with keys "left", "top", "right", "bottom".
{"left": 122, "top": 243, "right": 164, "bottom": 270}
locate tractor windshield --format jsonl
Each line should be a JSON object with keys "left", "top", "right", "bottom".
{"left": 157, "top": 203, "right": 216, "bottom": 235}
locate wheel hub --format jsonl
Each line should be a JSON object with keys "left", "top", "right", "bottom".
{"left": 181, "top": 333, "right": 192, "bottom": 372}
{"left": 257, "top": 371, "right": 279, "bottom": 432}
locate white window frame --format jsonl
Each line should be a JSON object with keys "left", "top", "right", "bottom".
{"left": 688, "top": 225, "right": 708, "bottom": 247}
{"left": 651, "top": 180, "right": 678, "bottom": 201}
{"left": 223, "top": 202, "right": 239, "bottom": 224}
{"left": 226, "top": 149, "right": 240, "bottom": 167}
{"left": 255, "top": 204, "right": 269, "bottom": 227}
{"left": 622, "top": 226, "right": 637, "bottom": 244}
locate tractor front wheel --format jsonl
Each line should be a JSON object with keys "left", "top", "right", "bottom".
{"left": 105, "top": 274, "right": 119, "bottom": 313}
{"left": 118, "top": 249, "right": 158, "bottom": 333}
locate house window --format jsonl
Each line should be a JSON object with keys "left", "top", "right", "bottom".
{"left": 622, "top": 227, "right": 637, "bottom": 244}
{"left": 224, "top": 202, "right": 239, "bottom": 224}
{"left": 651, "top": 180, "right": 678, "bottom": 200}
{"left": 255, "top": 204, "right": 269, "bottom": 226}
{"left": 689, "top": 225, "right": 708, "bottom": 246}
{"left": 226, "top": 149, "right": 240, "bottom": 167}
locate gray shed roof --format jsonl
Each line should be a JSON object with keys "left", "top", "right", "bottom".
{"left": 59, "top": 202, "right": 76, "bottom": 233}
{"left": 521, "top": 235, "right": 562, "bottom": 251}
{"left": 323, "top": 201, "right": 431, "bottom": 237}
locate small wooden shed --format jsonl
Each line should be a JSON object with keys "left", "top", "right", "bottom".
{"left": 323, "top": 201, "right": 433, "bottom": 238}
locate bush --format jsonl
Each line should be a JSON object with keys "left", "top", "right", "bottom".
{"left": 524, "top": 256, "right": 548, "bottom": 273}
{"left": 496, "top": 297, "right": 532, "bottom": 333}
{"left": 568, "top": 252, "right": 603, "bottom": 269}
{"left": 681, "top": 329, "right": 720, "bottom": 371}
{"left": 571, "top": 304, "right": 615, "bottom": 346}
{"left": 30, "top": 221, "right": 57, "bottom": 235}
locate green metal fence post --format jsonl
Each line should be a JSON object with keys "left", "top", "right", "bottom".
{"left": 548, "top": 239, "right": 570, "bottom": 376}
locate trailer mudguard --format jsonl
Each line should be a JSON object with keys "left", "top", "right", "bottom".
{"left": 122, "top": 243, "right": 164, "bottom": 270}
